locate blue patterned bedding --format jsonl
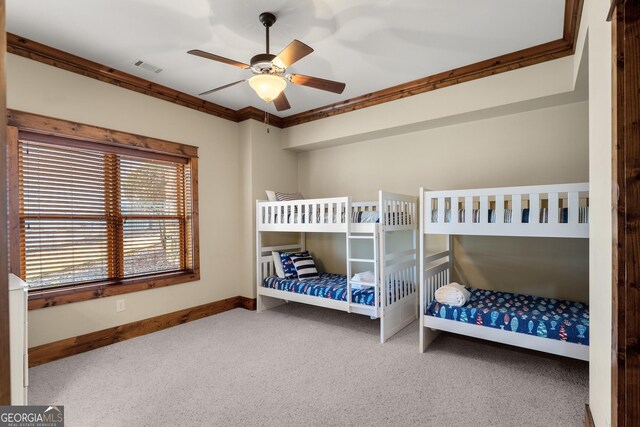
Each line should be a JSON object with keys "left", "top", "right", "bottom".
{"left": 426, "top": 288, "right": 589, "bottom": 345}
{"left": 263, "top": 273, "right": 376, "bottom": 306}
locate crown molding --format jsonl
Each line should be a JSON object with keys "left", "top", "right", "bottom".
{"left": 280, "top": 39, "right": 574, "bottom": 128}
{"left": 6, "top": 33, "right": 240, "bottom": 122}
{"left": 564, "top": 0, "right": 585, "bottom": 47}
{"left": 6, "top": 0, "right": 582, "bottom": 129}
{"left": 235, "top": 106, "right": 284, "bottom": 128}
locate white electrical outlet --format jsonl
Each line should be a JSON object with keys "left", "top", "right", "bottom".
{"left": 116, "top": 299, "right": 125, "bottom": 312}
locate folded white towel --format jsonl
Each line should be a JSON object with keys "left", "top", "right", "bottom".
{"left": 351, "top": 270, "right": 375, "bottom": 283}
{"left": 434, "top": 282, "right": 470, "bottom": 307}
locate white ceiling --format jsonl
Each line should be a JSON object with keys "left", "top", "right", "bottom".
{"left": 6, "top": 0, "right": 566, "bottom": 117}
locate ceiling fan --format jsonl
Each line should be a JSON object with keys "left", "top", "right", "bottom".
{"left": 188, "top": 12, "right": 346, "bottom": 112}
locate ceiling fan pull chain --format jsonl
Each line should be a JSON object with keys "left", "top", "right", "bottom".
{"left": 264, "top": 111, "right": 270, "bottom": 133}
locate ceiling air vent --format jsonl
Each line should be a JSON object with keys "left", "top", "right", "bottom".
{"left": 133, "top": 60, "right": 163, "bottom": 74}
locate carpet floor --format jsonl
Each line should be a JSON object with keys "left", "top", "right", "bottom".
{"left": 29, "top": 303, "right": 588, "bottom": 427}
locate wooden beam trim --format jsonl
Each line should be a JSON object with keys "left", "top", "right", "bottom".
{"left": 6, "top": 0, "right": 584, "bottom": 129}
{"left": 28, "top": 296, "right": 257, "bottom": 367}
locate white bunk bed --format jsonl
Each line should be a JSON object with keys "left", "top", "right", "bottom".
{"left": 256, "top": 191, "right": 418, "bottom": 343}
{"left": 419, "top": 183, "right": 589, "bottom": 360}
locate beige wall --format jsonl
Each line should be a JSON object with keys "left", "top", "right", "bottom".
{"left": 8, "top": 19, "right": 611, "bottom": 423}
{"left": 296, "top": 101, "right": 589, "bottom": 302}
{"left": 284, "top": 56, "right": 579, "bottom": 151}
{"left": 6, "top": 54, "right": 244, "bottom": 347}
{"left": 239, "top": 120, "right": 298, "bottom": 298}
{"left": 586, "top": 0, "right": 613, "bottom": 425}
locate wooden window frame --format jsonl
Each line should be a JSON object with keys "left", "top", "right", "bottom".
{"left": 6, "top": 110, "right": 200, "bottom": 310}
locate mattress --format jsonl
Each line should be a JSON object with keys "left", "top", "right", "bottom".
{"left": 426, "top": 288, "right": 589, "bottom": 345}
{"left": 263, "top": 273, "right": 376, "bottom": 306}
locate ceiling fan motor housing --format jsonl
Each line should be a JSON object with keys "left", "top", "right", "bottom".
{"left": 250, "top": 53, "right": 283, "bottom": 74}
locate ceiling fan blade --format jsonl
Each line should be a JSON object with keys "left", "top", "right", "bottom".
{"left": 188, "top": 49, "right": 250, "bottom": 69}
{"left": 290, "top": 74, "right": 346, "bottom": 94}
{"left": 198, "top": 80, "right": 246, "bottom": 96}
{"left": 273, "top": 91, "right": 291, "bottom": 112}
{"left": 273, "top": 40, "right": 314, "bottom": 69}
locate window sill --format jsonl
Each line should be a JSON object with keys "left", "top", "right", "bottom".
{"left": 27, "top": 271, "right": 200, "bottom": 310}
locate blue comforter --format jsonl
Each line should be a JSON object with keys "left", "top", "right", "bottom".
{"left": 263, "top": 273, "right": 376, "bottom": 306}
{"left": 426, "top": 288, "right": 589, "bottom": 345}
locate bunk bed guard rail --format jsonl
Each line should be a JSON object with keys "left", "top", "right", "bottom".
{"left": 258, "top": 197, "right": 351, "bottom": 232}
{"left": 422, "top": 183, "right": 589, "bottom": 238}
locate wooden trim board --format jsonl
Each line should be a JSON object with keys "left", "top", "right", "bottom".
{"left": 584, "top": 404, "right": 595, "bottom": 427}
{"left": 28, "top": 296, "right": 257, "bottom": 367}
{"left": 235, "top": 107, "right": 284, "bottom": 129}
{"left": 7, "top": 109, "right": 198, "bottom": 158}
{"left": 0, "top": 0, "right": 12, "bottom": 405}
{"left": 239, "top": 296, "right": 256, "bottom": 311}
{"left": 612, "top": 0, "right": 640, "bottom": 425}
{"left": 27, "top": 272, "right": 200, "bottom": 310}
{"left": 6, "top": 0, "right": 584, "bottom": 128}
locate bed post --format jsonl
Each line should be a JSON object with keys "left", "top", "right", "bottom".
{"left": 419, "top": 188, "right": 427, "bottom": 352}
{"left": 447, "top": 234, "right": 453, "bottom": 278}
{"left": 414, "top": 227, "right": 418, "bottom": 318}
{"left": 256, "top": 201, "right": 263, "bottom": 313}
{"left": 345, "top": 196, "right": 352, "bottom": 313}
{"left": 378, "top": 223, "right": 385, "bottom": 343}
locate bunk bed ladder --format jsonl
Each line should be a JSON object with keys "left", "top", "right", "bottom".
{"left": 346, "top": 200, "right": 352, "bottom": 313}
{"left": 346, "top": 229, "right": 379, "bottom": 316}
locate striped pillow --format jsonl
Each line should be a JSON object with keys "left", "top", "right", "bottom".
{"left": 280, "top": 251, "right": 309, "bottom": 278}
{"left": 291, "top": 255, "right": 319, "bottom": 280}
{"left": 275, "top": 191, "right": 304, "bottom": 201}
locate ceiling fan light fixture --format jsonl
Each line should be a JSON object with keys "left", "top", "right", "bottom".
{"left": 248, "top": 74, "right": 287, "bottom": 102}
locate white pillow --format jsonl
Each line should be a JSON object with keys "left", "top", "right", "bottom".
{"left": 272, "top": 251, "right": 285, "bottom": 278}
{"left": 265, "top": 190, "right": 276, "bottom": 202}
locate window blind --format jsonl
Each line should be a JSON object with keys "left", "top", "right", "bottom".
{"left": 18, "top": 137, "right": 193, "bottom": 289}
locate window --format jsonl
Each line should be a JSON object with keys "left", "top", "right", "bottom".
{"left": 7, "top": 112, "right": 199, "bottom": 307}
